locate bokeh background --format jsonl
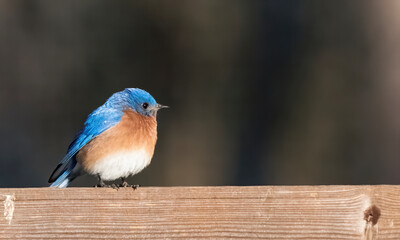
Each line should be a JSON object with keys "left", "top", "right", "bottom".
{"left": 1, "top": 1, "right": 400, "bottom": 187}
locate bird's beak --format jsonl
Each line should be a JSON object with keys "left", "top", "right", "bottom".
{"left": 149, "top": 104, "right": 168, "bottom": 117}
{"left": 156, "top": 104, "right": 169, "bottom": 110}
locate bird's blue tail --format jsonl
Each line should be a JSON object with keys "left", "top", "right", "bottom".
{"left": 50, "top": 171, "right": 71, "bottom": 188}
{"left": 49, "top": 159, "right": 78, "bottom": 188}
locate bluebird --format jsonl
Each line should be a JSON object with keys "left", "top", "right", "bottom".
{"left": 48, "top": 88, "right": 167, "bottom": 188}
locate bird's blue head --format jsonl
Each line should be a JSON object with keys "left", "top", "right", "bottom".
{"left": 105, "top": 88, "right": 168, "bottom": 117}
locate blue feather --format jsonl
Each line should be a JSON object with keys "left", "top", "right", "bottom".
{"left": 62, "top": 107, "right": 123, "bottom": 164}
{"left": 50, "top": 160, "right": 76, "bottom": 187}
{"left": 48, "top": 99, "right": 124, "bottom": 184}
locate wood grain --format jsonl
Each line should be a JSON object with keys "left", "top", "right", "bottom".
{"left": 0, "top": 186, "right": 398, "bottom": 239}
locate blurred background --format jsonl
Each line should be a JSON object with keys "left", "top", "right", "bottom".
{"left": 1, "top": 0, "right": 400, "bottom": 187}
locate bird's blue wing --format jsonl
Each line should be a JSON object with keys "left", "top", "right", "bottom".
{"left": 62, "top": 107, "right": 123, "bottom": 164}
{"left": 48, "top": 106, "right": 123, "bottom": 183}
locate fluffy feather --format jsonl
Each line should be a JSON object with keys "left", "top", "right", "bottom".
{"left": 77, "top": 110, "right": 157, "bottom": 180}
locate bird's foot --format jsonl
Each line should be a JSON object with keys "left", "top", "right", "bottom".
{"left": 94, "top": 181, "right": 119, "bottom": 189}
{"left": 95, "top": 176, "right": 108, "bottom": 188}
{"left": 119, "top": 178, "right": 139, "bottom": 190}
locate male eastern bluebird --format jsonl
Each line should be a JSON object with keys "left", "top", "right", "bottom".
{"left": 48, "top": 88, "right": 167, "bottom": 188}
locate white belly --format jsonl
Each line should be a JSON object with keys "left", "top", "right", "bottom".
{"left": 89, "top": 149, "right": 151, "bottom": 181}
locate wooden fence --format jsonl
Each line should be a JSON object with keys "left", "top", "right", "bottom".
{"left": 0, "top": 186, "right": 398, "bottom": 239}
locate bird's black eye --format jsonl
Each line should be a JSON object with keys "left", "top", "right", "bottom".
{"left": 142, "top": 103, "right": 149, "bottom": 109}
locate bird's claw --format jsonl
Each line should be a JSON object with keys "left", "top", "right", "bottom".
{"left": 120, "top": 181, "right": 130, "bottom": 188}
{"left": 95, "top": 178, "right": 139, "bottom": 190}
{"left": 94, "top": 183, "right": 119, "bottom": 189}
{"left": 119, "top": 179, "right": 140, "bottom": 190}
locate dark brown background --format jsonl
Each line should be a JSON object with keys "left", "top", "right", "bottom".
{"left": 1, "top": 1, "right": 399, "bottom": 187}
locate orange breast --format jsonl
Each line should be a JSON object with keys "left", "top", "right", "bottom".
{"left": 76, "top": 110, "right": 158, "bottom": 171}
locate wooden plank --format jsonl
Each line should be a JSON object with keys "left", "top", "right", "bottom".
{"left": 0, "top": 186, "right": 397, "bottom": 239}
